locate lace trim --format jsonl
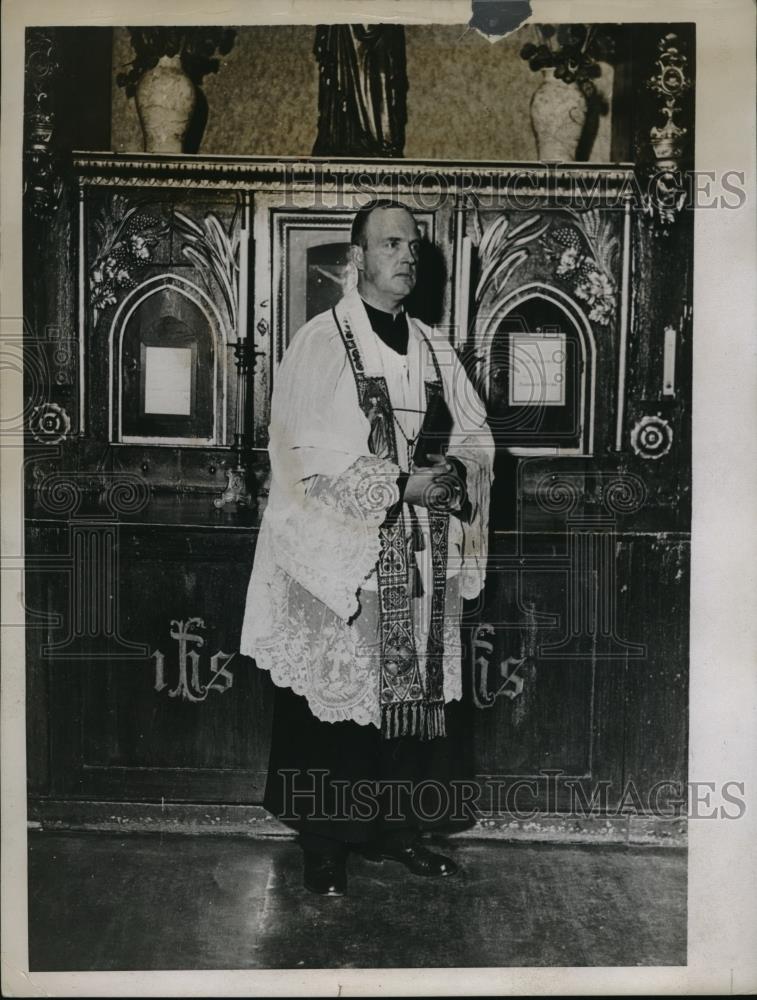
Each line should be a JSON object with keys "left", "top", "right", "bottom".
{"left": 268, "top": 455, "right": 401, "bottom": 622}
{"left": 241, "top": 530, "right": 464, "bottom": 727}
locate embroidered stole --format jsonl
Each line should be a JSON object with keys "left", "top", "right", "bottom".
{"left": 332, "top": 305, "right": 450, "bottom": 740}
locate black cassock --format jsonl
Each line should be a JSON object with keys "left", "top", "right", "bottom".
{"left": 264, "top": 683, "right": 475, "bottom": 851}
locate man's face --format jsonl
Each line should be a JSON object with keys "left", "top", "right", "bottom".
{"left": 354, "top": 207, "right": 421, "bottom": 310}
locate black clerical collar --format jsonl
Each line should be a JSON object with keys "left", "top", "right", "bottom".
{"left": 361, "top": 297, "right": 409, "bottom": 356}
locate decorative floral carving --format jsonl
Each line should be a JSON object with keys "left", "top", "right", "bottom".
{"left": 24, "top": 29, "right": 63, "bottom": 220}
{"left": 630, "top": 414, "right": 673, "bottom": 460}
{"left": 474, "top": 212, "right": 551, "bottom": 349}
{"left": 642, "top": 32, "right": 692, "bottom": 234}
{"left": 173, "top": 208, "right": 240, "bottom": 331}
{"left": 89, "top": 194, "right": 169, "bottom": 325}
{"left": 29, "top": 402, "right": 71, "bottom": 444}
{"left": 547, "top": 208, "right": 619, "bottom": 325}
{"left": 647, "top": 32, "right": 690, "bottom": 169}
{"left": 574, "top": 269, "right": 615, "bottom": 324}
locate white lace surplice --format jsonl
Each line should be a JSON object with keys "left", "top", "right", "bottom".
{"left": 240, "top": 290, "right": 494, "bottom": 727}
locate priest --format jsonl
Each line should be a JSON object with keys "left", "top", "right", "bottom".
{"left": 240, "top": 200, "right": 494, "bottom": 896}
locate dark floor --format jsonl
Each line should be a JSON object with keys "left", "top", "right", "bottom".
{"left": 28, "top": 831, "right": 686, "bottom": 970}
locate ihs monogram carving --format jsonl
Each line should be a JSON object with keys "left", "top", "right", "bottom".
{"left": 472, "top": 624, "right": 526, "bottom": 708}
{"left": 152, "top": 618, "right": 236, "bottom": 703}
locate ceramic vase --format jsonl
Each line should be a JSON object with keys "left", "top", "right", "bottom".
{"left": 135, "top": 54, "right": 196, "bottom": 154}
{"left": 530, "top": 68, "right": 588, "bottom": 161}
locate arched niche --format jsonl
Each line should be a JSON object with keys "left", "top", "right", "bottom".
{"left": 109, "top": 275, "right": 227, "bottom": 446}
{"left": 481, "top": 284, "right": 596, "bottom": 456}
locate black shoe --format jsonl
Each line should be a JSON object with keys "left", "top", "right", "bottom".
{"left": 360, "top": 841, "right": 459, "bottom": 878}
{"left": 303, "top": 852, "right": 347, "bottom": 896}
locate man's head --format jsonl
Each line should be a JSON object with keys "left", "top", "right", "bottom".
{"left": 350, "top": 200, "right": 421, "bottom": 313}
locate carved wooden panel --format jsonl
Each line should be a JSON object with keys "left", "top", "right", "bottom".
{"left": 467, "top": 204, "right": 627, "bottom": 457}
{"left": 472, "top": 531, "right": 689, "bottom": 811}
{"left": 28, "top": 513, "right": 271, "bottom": 803}
{"left": 80, "top": 186, "right": 245, "bottom": 471}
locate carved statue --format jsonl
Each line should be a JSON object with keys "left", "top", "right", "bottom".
{"left": 312, "top": 25, "right": 408, "bottom": 158}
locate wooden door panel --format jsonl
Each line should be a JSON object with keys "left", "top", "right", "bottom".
{"left": 33, "top": 517, "right": 272, "bottom": 803}
{"left": 617, "top": 536, "right": 690, "bottom": 798}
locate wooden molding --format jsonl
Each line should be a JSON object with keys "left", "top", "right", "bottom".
{"left": 72, "top": 152, "right": 636, "bottom": 202}
{"left": 29, "top": 798, "right": 687, "bottom": 847}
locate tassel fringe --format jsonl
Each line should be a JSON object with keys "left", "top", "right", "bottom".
{"left": 381, "top": 701, "right": 446, "bottom": 741}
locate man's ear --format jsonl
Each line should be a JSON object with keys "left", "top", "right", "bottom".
{"left": 350, "top": 243, "right": 365, "bottom": 272}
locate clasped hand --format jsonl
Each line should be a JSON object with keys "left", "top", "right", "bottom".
{"left": 403, "top": 454, "right": 464, "bottom": 512}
